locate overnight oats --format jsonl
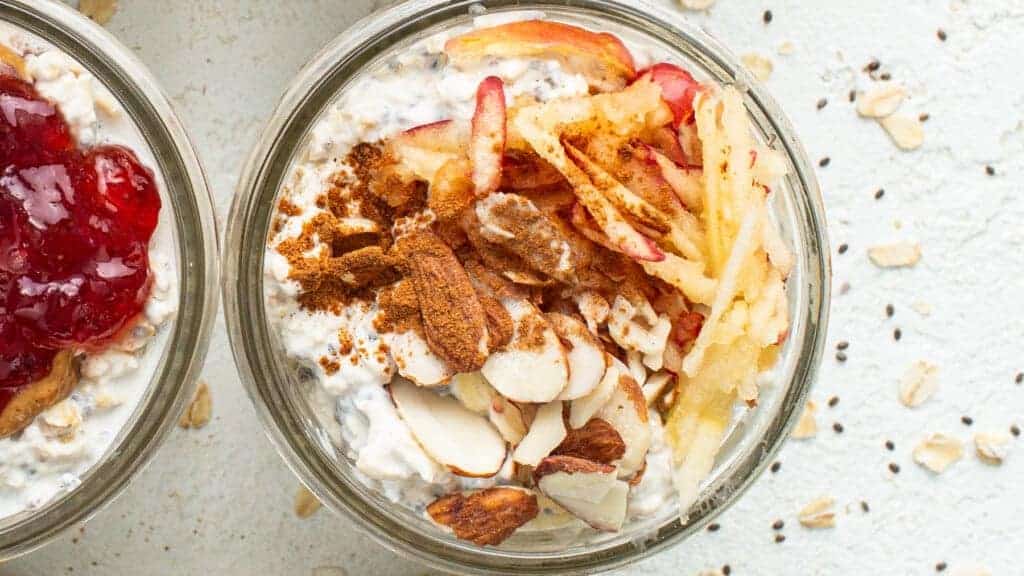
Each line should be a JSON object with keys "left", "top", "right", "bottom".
{"left": 0, "top": 25, "right": 176, "bottom": 518}
{"left": 264, "top": 14, "right": 794, "bottom": 546}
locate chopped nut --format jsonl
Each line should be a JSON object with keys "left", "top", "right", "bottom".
{"left": 678, "top": 0, "right": 717, "bottom": 9}
{"left": 740, "top": 53, "right": 774, "bottom": 81}
{"left": 798, "top": 497, "right": 836, "bottom": 528}
{"left": 427, "top": 487, "right": 539, "bottom": 545}
{"left": 294, "top": 485, "right": 322, "bottom": 519}
{"left": 899, "top": 361, "right": 939, "bottom": 407}
{"left": 868, "top": 241, "right": 922, "bottom": 268}
{"left": 552, "top": 418, "right": 626, "bottom": 464}
{"left": 791, "top": 400, "right": 818, "bottom": 439}
{"left": 974, "top": 432, "right": 1010, "bottom": 465}
{"left": 856, "top": 84, "right": 907, "bottom": 118}
{"left": 879, "top": 114, "right": 924, "bottom": 150}
{"left": 178, "top": 382, "right": 212, "bottom": 429}
{"left": 78, "top": 0, "right": 118, "bottom": 25}
{"left": 913, "top": 433, "right": 964, "bottom": 473}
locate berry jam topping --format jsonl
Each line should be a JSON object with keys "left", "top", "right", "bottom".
{"left": 0, "top": 73, "right": 160, "bottom": 398}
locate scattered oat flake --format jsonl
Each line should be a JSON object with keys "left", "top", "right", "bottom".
{"left": 879, "top": 114, "right": 924, "bottom": 150}
{"left": 899, "top": 361, "right": 938, "bottom": 408}
{"left": 791, "top": 401, "right": 818, "bottom": 439}
{"left": 798, "top": 497, "right": 836, "bottom": 529}
{"left": 913, "top": 433, "right": 964, "bottom": 474}
{"left": 294, "top": 485, "right": 322, "bottom": 519}
{"left": 950, "top": 568, "right": 992, "bottom": 576}
{"left": 678, "top": 0, "right": 717, "bottom": 9}
{"left": 856, "top": 84, "right": 907, "bottom": 118}
{"left": 178, "top": 382, "right": 212, "bottom": 429}
{"left": 974, "top": 432, "right": 1010, "bottom": 465}
{"left": 78, "top": 0, "right": 118, "bottom": 25}
{"left": 777, "top": 41, "right": 796, "bottom": 55}
{"left": 868, "top": 241, "right": 921, "bottom": 268}
{"left": 911, "top": 301, "right": 932, "bottom": 316}
{"left": 741, "top": 53, "right": 774, "bottom": 81}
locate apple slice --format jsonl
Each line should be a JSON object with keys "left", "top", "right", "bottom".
{"left": 637, "top": 62, "right": 701, "bottom": 128}
{"left": 635, "top": 143, "right": 703, "bottom": 211}
{"left": 512, "top": 400, "right": 567, "bottom": 466}
{"left": 391, "top": 378, "right": 506, "bottom": 477}
{"left": 546, "top": 313, "right": 607, "bottom": 400}
{"left": 482, "top": 298, "right": 569, "bottom": 403}
{"left": 643, "top": 125, "right": 689, "bottom": 166}
{"left": 569, "top": 356, "right": 620, "bottom": 429}
{"left": 445, "top": 20, "right": 636, "bottom": 92}
{"left": 471, "top": 76, "right": 507, "bottom": 196}
{"left": 596, "top": 368, "right": 651, "bottom": 479}
{"left": 390, "top": 119, "right": 469, "bottom": 182}
{"left": 387, "top": 331, "right": 453, "bottom": 388}
{"left": 534, "top": 456, "right": 629, "bottom": 532}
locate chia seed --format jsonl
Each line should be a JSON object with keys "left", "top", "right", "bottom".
{"left": 819, "top": 157, "right": 831, "bottom": 167}
{"left": 838, "top": 243, "right": 848, "bottom": 254}
{"left": 849, "top": 89, "right": 856, "bottom": 102}
{"left": 774, "top": 533, "right": 786, "bottom": 544}
{"left": 886, "top": 304, "right": 895, "bottom": 317}
{"left": 833, "top": 422, "right": 844, "bottom": 433}
{"left": 817, "top": 97, "right": 828, "bottom": 110}
{"left": 919, "top": 113, "right": 930, "bottom": 122}
{"left": 860, "top": 501, "right": 870, "bottom": 512}
{"left": 936, "top": 561, "right": 947, "bottom": 572}
{"left": 885, "top": 440, "right": 895, "bottom": 451}
{"left": 937, "top": 29, "right": 947, "bottom": 42}
{"left": 723, "top": 565, "right": 732, "bottom": 576}
{"left": 986, "top": 165, "right": 996, "bottom": 176}
{"left": 875, "top": 188, "right": 885, "bottom": 200}
{"left": 837, "top": 341, "right": 849, "bottom": 350}
{"left": 763, "top": 9, "right": 773, "bottom": 23}
{"left": 865, "top": 59, "right": 881, "bottom": 73}
{"left": 770, "top": 461, "right": 782, "bottom": 474}
{"left": 707, "top": 523, "right": 721, "bottom": 532}
{"left": 893, "top": 328, "right": 902, "bottom": 341}
{"left": 836, "top": 351, "right": 848, "bottom": 363}
{"left": 1011, "top": 424, "right": 1020, "bottom": 437}
{"left": 889, "top": 462, "right": 901, "bottom": 474}
{"left": 961, "top": 416, "right": 974, "bottom": 426}
{"left": 772, "top": 519, "right": 784, "bottom": 530}
{"left": 828, "top": 396, "right": 839, "bottom": 407}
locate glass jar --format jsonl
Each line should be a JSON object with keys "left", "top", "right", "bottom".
{"left": 0, "top": 0, "right": 219, "bottom": 560}
{"left": 224, "top": 0, "right": 830, "bottom": 573}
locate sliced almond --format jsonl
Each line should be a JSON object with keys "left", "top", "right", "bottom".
{"left": 791, "top": 400, "right": 818, "bottom": 439}
{"left": 391, "top": 379, "right": 507, "bottom": 477}
{"left": 388, "top": 331, "right": 452, "bottom": 387}
{"left": 534, "top": 456, "right": 629, "bottom": 532}
{"left": 553, "top": 418, "right": 626, "bottom": 464}
{"left": 974, "top": 432, "right": 1010, "bottom": 465}
{"left": 899, "top": 361, "right": 938, "bottom": 407}
{"left": 740, "top": 53, "right": 773, "bottom": 82}
{"left": 449, "top": 372, "right": 494, "bottom": 415}
{"left": 570, "top": 356, "right": 618, "bottom": 429}
{"left": 513, "top": 400, "right": 567, "bottom": 466}
{"left": 797, "top": 496, "right": 836, "bottom": 529}
{"left": 913, "top": 433, "right": 964, "bottom": 474}
{"left": 879, "top": 114, "right": 924, "bottom": 150}
{"left": 596, "top": 368, "right": 650, "bottom": 478}
{"left": 482, "top": 298, "right": 569, "bottom": 403}
{"left": 547, "top": 313, "right": 608, "bottom": 400}
{"left": 489, "top": 396, "right": 528, "bottom": 446}
{"left": 868, "top": 241, "right": 922, "bottom": 268}
{"left": 427, "top": 487, "right": 539, "bottom": 546}
{"left": 642, "top": 371, "right": 675, "bottom": 406}
{"left": 294, "top": 485, "right": 322, "bottom": 519}
{"left": 856, "top": 84, "right": 907, "bottom": 118}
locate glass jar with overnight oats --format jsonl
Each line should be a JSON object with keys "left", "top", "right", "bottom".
{"left": 0, "top": 0, "right": 218, "bottom": 559}
{"left": 225, "top": 0, "right": 830, "bottom": 574}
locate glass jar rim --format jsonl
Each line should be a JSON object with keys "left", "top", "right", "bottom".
{"left": 0, "top": 0, "right": 220, "bottom": 560}
{"left": 225, "top": 0, "right": 831, "bottom": 573}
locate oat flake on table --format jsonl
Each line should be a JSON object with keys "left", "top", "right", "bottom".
{"left": 798, "top": 496, "right": 836, "bottom": 528}
{"left": 791, "top": 401, "right": 818, "bottom": 439}
{"left": 899, "top": 361, "right": 939, "bottom": 408}
{"left": 856, "top": 83, "right": 907, "bottom": 118}
{"left": 879, "top": 113, "right": 925, "bottom": 150}
{"left": 294, "top": 485, "right": 322, "bottom": 519}
{"left": 78, "top": 0, "right": 118, "bottom": 25}
{"left": 913, "top": 433, "right": 964, "bottom": 474}
{"left": 678, "top": 0, "right": 717, "bottom": 9}
{"left": 974, "top": 432, "right": 1010, "bottom": 465}
{"left": 178, "top": 382, "right": 212, "bottom": 429}
{"left": 868, "top": 241, "right": 922, "bottom": 268}
{"left": 740, "top": 53, "right": 773, "bottom": 81}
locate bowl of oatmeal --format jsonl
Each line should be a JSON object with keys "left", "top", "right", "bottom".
{"left": 225, "top": 0, "right": 829, "bottom": 572}
{"left": 0, "top": 0, "right": 218, "bottom": 558}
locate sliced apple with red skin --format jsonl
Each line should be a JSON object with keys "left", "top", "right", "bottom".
{"left": 643, "top": 125, "right": 690, "bottom": 166}
{"left": 634, "top": 143, "right": 702, "bottom": 211}
{"left": 637, "top": 62, "right": 701, "bottom": 128}
{"left": 391, "top": 378, "right": 507, "bottom": 477}
{"left": 471, "top": 76, "right": 507, "bottom": 196}
{"left": 390, "top": 119, "right": 469, "bottom": 182}
{"left": 445, "top": 20, "right": 637, "bottom": 92}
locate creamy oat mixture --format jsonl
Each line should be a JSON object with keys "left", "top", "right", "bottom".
{"left": 0, "top": 23, "right": 178, "bottom": 519}
{"left": 265, "top": 9, "right": 791, "bottom": 543}
{"left": 266, "top": 11, "right": 674, "bottom": 521}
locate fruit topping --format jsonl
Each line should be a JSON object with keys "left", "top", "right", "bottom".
{"left": 445, "top": 21, "right": 636, "bottom": 92}
{"left": 470, "top": 76, "right": 506, "bottom": 196}
{"left": 637, "top": 63, "right": 701, "bottom": 127}
{"left": 0, "top": 71, "right": 159, "bottom": 420}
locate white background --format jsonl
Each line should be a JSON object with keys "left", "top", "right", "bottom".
{"left": 7, "top": 0, "right": 1024, "bottom": 574}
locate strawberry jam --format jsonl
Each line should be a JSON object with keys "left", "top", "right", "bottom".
{"left": 0, "top": 73, "right": 160, "bottom": 404}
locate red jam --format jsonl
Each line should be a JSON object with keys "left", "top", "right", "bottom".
{"left": 0, "top": 73, "right": 160, "bottom": 403}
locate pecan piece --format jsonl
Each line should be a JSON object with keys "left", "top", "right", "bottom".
{"left": 0, "top": 350, "right": 78, "bottom": 438}
{"left": 427, "top": 487, "right": 539, "bottom": 546}
{"left": 397, "top": 231, "right": 489, "bottom": 373}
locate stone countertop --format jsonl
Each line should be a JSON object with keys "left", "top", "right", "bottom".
{"left": 8, "top": 0, "right": 1023, "bottom": 574}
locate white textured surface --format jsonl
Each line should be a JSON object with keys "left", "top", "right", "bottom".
{"left": 8, "top": 0, "right": 1023, "bottom": 574}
